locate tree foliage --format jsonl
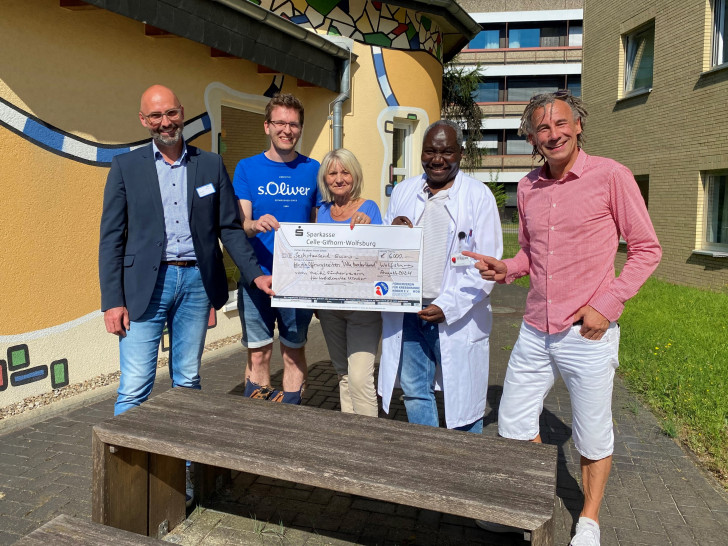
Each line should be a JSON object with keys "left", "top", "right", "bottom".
{"left": 442, "top": 60, "right": 506, "bottom": 211}
{"left": 441, "top": 60, "right": 482, "bottom": 172}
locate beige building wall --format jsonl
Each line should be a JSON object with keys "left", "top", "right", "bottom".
{"left": 0, "top": 0, "right": 448, "bottom": 409}
{"left": 458, "top": 1, "right": 582, "bottom": 11}
{"left": 582, "top": 0, "right": 728, "bottom": 290}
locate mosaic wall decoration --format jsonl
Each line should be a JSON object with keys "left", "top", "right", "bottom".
{"left": 372, "top": 46, "right": 398, "bottom": 106}
{"left": 0, "top": 344, "right": 70, "bottom": 393}
{"left": 0, "top": 74, "right": 288, "bottom": 167}
{"left": 0, "top": 95, "right": 210, "bottom": 167}
{"left": 249, "top": 0, "right": 444, "bottom": 61}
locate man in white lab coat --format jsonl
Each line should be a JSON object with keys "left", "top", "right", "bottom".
{"left": 378, "top": 120, "right": 503, "bottom": 431}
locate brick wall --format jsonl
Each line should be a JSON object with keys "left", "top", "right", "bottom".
{"left": 583, "top": 0, "right": 728, "bottom": 290}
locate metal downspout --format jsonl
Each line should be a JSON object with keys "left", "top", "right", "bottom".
{"left": 331, "top": 54, "right": 351, "bottom": 150}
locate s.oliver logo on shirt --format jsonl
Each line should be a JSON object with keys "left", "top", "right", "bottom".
{"left": 257, "top": 181, "right": 311, "bottom": 196}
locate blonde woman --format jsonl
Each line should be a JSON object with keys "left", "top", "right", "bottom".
{"left": 316, "top": 149, "right": 382, "bottom": 416}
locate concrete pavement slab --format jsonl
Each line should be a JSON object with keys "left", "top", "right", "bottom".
{"left": 0, "top": 285, "right": 726, "bottom": 545}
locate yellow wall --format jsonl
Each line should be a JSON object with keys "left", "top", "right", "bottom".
{"left": 0, "top": 0, "right": 447, "bottom": 408}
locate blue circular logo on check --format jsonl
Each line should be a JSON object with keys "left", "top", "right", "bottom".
{"left": 375, "top": 282, "right": 389, "bottom": 296}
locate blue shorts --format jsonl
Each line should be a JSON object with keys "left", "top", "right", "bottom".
{"left": 237, "top": 282, "right": 313, "bottom": 349}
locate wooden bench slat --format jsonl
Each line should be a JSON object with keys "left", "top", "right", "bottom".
{"left": 16, "top": 514, "right": 167, "bottom": 545}
{"left": 93, "top": 389, "right": 556, "bottom": 530}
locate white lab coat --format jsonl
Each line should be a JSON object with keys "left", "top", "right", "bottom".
{"left": 378, "top": 171, "right": 503, "bottom": 428}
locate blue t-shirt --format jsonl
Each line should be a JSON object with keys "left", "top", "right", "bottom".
{"left": 317, "top": 199, "right": 383, "bottom": 225}
{"left": 233, "top": 152, "right": 321, "bottom": 274}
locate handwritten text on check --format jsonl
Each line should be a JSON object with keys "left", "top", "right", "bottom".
{"left": 271, "top": 223, "right": 423, "bottom": 312}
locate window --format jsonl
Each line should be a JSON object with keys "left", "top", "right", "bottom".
{"left": 705, "top": 173, "right": 728, "bottom": 248}
{"left": 507, "top": 76, "right": 562, "bottom": 101}
{"left": 505, "top": 130, "right": 531, "bottom": 155}
{"left": 469, "top": 29, "right": 501, "bottom": 49}
{"left": 473, "top": 79, "right": 502, "bottom": 103}
{"left": 568, "top": 24, "right": 583, "bottom": 47}
{"left": 713, "top": 0, "right": 728, "bottom": 66}
{"left": 478, "top": 131, "right": 499, "bottom": 155}
{"left": 391, "top": 123, "right": 411, "bottom": 185}
{"left": 567, "top": 75, "right": 582, "bottom": 97}
{"left": 634, "top": 175, "right": 649, "bottom": 208}
{"left": 468, "top": 21, "right": 582, "bottom": 50}
{"left": 474, "top": 76, "right": 577, "bottom": 102}
{"left": 624, "top": 23, "right": 655, "bottom": 94}
{"left": 476, "top": 130, "right": 532, "bottom": 156}
{"left": 509, "top": 27, "right": 540, "bottom": 48}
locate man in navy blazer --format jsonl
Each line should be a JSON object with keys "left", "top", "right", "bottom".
{"left": 99, "top": 85, "right": 272, "bottom": 416}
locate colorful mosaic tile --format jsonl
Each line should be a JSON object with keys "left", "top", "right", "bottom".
{"left": 251, "top": 0, "right": 443, "bottom": 60}
{"left": 308, "top": 0, "right": 339, "bottom": 16}
{"left": 364, "top": 32, "right": 391, "bottom": 47}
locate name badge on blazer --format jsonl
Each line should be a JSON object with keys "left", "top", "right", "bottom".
{"left": 196, "top": 183, "right": 216, "bottom": 198}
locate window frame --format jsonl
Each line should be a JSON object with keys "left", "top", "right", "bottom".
{"left": 464, "top": 21, "right": 583, "bottom": 51}
{"left": 473, "top": 75, "right": 581, "bottom": 104}
{"left": 468, "top": 27, "right": 503, "bottom": 50}
{"left": 702, "top": 171, "right": 728, "bottom": 251}
{"left": 713, "top": 0, "right": 728, "bottom": 67}
{"left": 391, "top": 121, "right": 413, "bottom": 185}
{"left": 623, "top": 22, "right": 655, "bottom": 96}
{"left": 508, "top": 24, "right": 541, "bottom": 48}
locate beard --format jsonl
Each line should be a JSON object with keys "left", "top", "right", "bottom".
{"left": 149, "top": 123, "right": 183, "bottom": 146}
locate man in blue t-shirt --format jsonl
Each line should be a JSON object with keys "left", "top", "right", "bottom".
{"left": 232, "top": 93, "right": 320, "bottom": 404}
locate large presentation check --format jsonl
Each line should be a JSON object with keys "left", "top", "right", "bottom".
{"left": 271, "top": 223, "right": 423, "bottom": 312}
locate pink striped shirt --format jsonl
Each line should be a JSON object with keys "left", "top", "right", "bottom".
{"left": 503, "top": 150, "right": 661, "bottom": 333}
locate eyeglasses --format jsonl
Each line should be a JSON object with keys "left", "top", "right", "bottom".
{"left": 530, "top": 89, "right": 571, "bottom": 102}
{"left": 142, "top": 108, "right": 183, "bottom": 125}
{"left": 267, "top": 120, "right": 301, "bottom": 131}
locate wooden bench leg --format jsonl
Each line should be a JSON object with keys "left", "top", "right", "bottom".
{"left": 530, "top": 518, "right": 554, "bottom": 546}
{"left": 529, "top": 501, "right": 555, "bottom": 546}
{"left": 92, "top": 430, "right": 148, "bottom": 535}
{"left": 195, "top": 463, "right": 231, "bottom": 506}
{"left": 148, "top": 453, "right": 185, "bottom": 538}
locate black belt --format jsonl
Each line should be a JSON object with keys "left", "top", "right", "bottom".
{"left": 162, "top": 260, "right": 197, "bottom": 267}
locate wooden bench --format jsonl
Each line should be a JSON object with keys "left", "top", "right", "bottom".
{"left": 16, "top": 514, "right": 167, "bottom": 545}
{"left": 92, "top": 388, "right": 558, "bottom": 544}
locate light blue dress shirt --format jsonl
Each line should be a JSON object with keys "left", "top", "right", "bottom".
{"left": 153, "top": 141, "right": 196, "bottom": 261}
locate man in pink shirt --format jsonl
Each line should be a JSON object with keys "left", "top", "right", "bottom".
{"left": 464, "top": 91, "right": 661, "bottom": 546}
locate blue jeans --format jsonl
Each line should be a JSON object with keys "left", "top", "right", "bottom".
{"left": 115, "top": 264, "right": 211, "bottom": 415}
{"left": 398, "top": 313, "right": 483, "bottom": 433}
{"left": 237, "top": 281, "right": 313, "bottom": 349}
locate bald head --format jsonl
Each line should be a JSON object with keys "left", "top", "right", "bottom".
{"left": 140, "top": 85, "right": 180, "bottom": 113}
{"left": 138, "top": 85, "right": 184, "bottom": 149}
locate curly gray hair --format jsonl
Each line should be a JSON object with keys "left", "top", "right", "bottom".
{"left": 518, "top": 91, "right": 587, "bottom": 160}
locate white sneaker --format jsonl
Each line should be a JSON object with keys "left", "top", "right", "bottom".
{"left": 570, "top": 517, "right": 600, "bottom": 546}
{"left": 475, "top": 520, "right": 521, "bottom": 534}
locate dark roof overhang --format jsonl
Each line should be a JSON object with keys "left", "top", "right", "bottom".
{"left": 82, "top": 0, "right": 351, "bottom": 91}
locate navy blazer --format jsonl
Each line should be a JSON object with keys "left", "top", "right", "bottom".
{"left": 99, "top": 143, "right": 263, "bottom": 321}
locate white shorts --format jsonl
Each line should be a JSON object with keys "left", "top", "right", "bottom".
{"left": 498, "top": 320, "right": 620, "bottom": 460}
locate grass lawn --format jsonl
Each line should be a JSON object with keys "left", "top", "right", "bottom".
{"left": 501, "top": 222, "right": 529, "bottom": 288}
{"left": 618, "top": 277, "right": 728, "bottom": 483}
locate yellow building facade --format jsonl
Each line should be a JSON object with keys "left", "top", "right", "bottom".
{"left": 582, "top": 0, "right": 728, "bottom": 289}
{"left": 0, "top": 0, "right": 477, "bottom": 409}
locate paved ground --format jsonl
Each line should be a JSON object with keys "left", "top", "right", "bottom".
{"left": 1, "top": 284, "right": 727, "bottom": 545}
